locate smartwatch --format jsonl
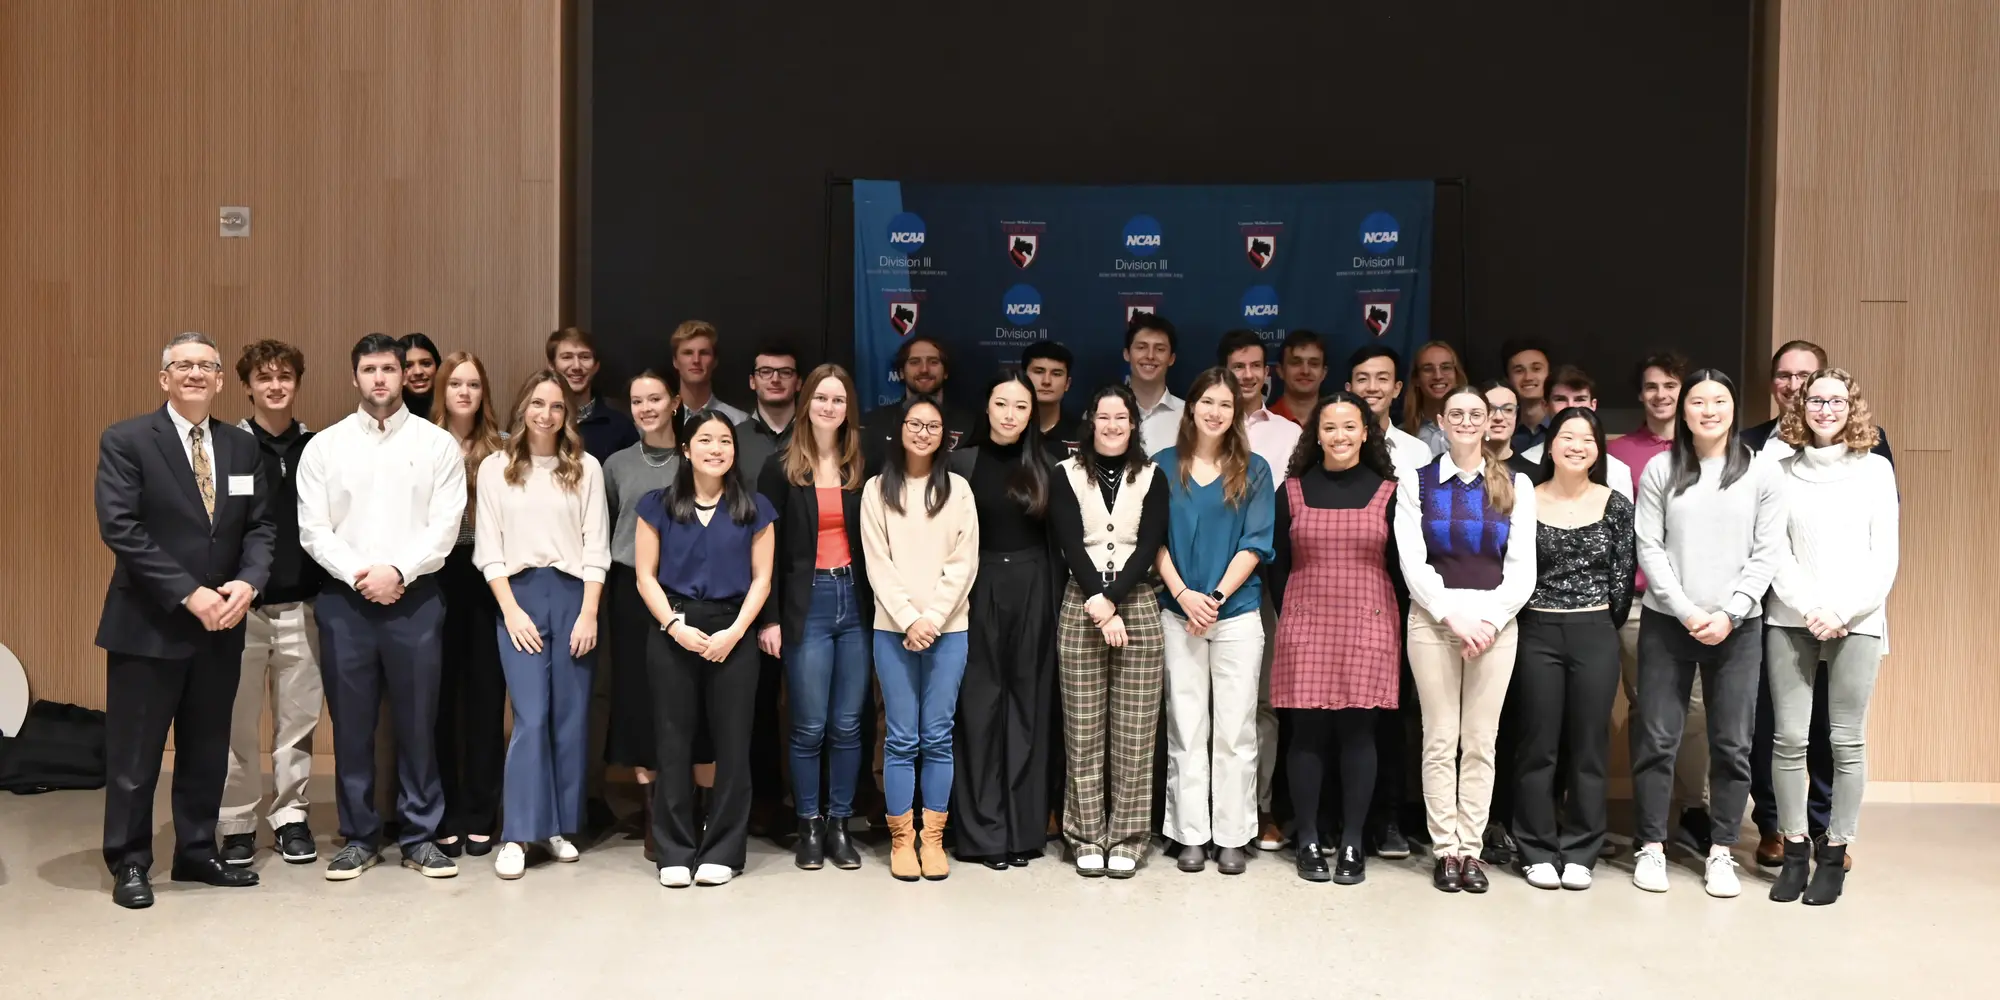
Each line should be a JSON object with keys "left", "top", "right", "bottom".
{"left": 1209, "top": 589, "right": 1225, "bottom": 603}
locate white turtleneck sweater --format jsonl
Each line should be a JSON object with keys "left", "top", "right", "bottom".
{"left": 1766, "top": 443, "right": 1899, "bottom": 638}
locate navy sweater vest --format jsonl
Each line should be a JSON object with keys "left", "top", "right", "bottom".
{"left": 1417, "top": 462, "right": 1510, "bottom": 591}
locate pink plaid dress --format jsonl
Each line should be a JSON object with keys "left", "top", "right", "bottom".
{"left": 1270, "top": 477, "right": 1400, "bottom": 710}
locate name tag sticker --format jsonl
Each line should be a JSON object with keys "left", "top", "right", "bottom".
{"left": 227, "top": 474, "right": 254, "bottom": 496}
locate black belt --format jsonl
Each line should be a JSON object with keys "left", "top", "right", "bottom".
{"left": 814, "top": 565, "right": 853, "bottom": 578}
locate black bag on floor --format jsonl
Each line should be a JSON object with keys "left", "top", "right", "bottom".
{"left": 0, "top": 699, "right": 107, "bottom": 793}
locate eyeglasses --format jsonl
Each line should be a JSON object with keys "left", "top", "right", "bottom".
{"left": 903, "top": 420, "right": 943, "bottom": 435}
{"left": 1443, "top": 409, "right": 1488, "bottom": 425}
{"left": 165, "top": 361, "right": 224, "bottom": 375}
{"left": 1774, "top": 372, "right": 1814, "bottom": 385}
{"left": 753, "top": 366, "right": 797, "bottom": 380}
{"left": 1485, "top": 404, "right": 1517, "bottom": 417}
{"left": 1805, "top": 396, "right": 1849, "bottom": 412}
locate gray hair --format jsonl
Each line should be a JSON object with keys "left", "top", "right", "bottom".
{"left": 161, "top": 331, "right": 218, "bottom": 369}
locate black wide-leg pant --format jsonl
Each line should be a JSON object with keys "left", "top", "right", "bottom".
{"left": 953, "top": 548, "right": 1057, "bottom": 858}
{"left": 1512, "top": 609, "right": 1620, "bottom": 869}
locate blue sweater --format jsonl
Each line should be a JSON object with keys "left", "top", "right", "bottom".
{"left": 1154, "top": 449, "right": 1276, "bottom": 621}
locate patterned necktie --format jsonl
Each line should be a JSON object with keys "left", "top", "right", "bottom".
{"left": 190, "top": 424, "right": 215, "bottom": 520}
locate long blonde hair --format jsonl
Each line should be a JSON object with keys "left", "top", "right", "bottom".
{"left": 432, "top": 351, "right": 505, "bottom": 523}
{"left": 783, "top": 364, "right": 865, "bottom": 490}
{"left": 1442, "top": 384, "right": 1514, "bottom": 515}
{"left": 1401, "top": 340, "right": 1465, "bottom": 435}
{"left": 502, "top": 369, "right": 587, "bottom": 492}
{"left": 1777, "top": 366, "right": 1879, "bottom": 452}
{"left": 1173, "top": 367, "right": 1252, "bottom": 507}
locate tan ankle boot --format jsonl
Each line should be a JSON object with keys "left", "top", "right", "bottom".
{"left": 886, "top": 812, "right": 920, "bottom": 881}
{"left": 920, "top": 809, "right": 950, "bottom": 881}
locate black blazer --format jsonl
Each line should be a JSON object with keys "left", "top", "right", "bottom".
{"left": 94, "top": 406, "right": 275, "bottom": 660}
{"left": 755, "top": 452, "right": 872, "bottom": 649}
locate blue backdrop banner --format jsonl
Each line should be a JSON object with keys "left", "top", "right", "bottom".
{"left": 852, "top": 179, "right": 1434, "bottom": 409}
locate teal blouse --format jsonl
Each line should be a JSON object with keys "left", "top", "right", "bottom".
{"left": 1153, "top": 448, "right": 1276, "bottom": 622}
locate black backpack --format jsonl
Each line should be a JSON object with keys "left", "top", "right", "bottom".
{"left": 0, "top": 700, "right": 107, "bottom": 793}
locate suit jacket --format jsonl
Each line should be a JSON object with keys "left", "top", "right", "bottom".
{"left": 94, "top": 406, "right": 275, "bottom": 660}
{"left": 755, "top": 452, "right": 872, "bottom": 650}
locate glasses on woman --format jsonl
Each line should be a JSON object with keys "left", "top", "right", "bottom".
{"left": 903, "top": 419, "right": 943, "bottom": 435}
{"left": 1443, "top": 408, "right": 1488, "bottom": 426}
{"left": 1805, "top": 396, "right": 1849, "bottom": 412}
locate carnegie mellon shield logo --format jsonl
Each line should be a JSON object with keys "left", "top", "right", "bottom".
{"left": 1363, "top": 301, "right": 1393, "bottom": 338}
{"left": 889, "top": 301, "right": 920, "bottom": 337}
{"left": 1246, "top": 234, "right": 1276, "bottom": 270}
{"left": 1008, "top": 233, "right": 1038, "bottom": 269}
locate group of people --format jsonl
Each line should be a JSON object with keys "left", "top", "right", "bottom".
{"left": 94, "top": 314, "right": 1897, "bottom": 913}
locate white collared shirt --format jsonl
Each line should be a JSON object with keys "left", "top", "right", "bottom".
{"left": 1519, "top": 442, "right": 1635, "bottom": 503}
{"left": 1384, "top": 424, "right": 1435, "bottom": 473}
{"left": 1243, "top": 406, "right": 1303, "bottom": 488}
{"left": 296, "top": 404, "right": 466, "bottom": 588}
{"left": 1135, "top": 388, "right": 1184, "bottom": 457}
{"left": 1394, "top": 451, "right": 1538, "bottom": 628}
{"left": 165, "top": 405, "right": 218, "bottom": 479}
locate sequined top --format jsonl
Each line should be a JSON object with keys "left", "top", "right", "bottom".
{"left": 1528, "top": 490, "right": 1636, "bottom": 623}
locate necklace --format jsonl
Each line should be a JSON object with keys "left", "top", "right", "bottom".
{"left": 693, "top": 500, "right": 717, "bottom": 511}
{"left": 640, "top": 443, "right": 673, "bottom": 468}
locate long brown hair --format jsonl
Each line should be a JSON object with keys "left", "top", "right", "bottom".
{"left": 1173, "top": 366, "right": 1252, "bottom": 507}
{"left": 1401, "top": 340, "right": 1465, "bottom": 435}
{"left": 432, "top": 351, "right": 505, "bottom": 523}
{"left": 783, "top": 364, "right": 865, "bottom": 489}
{"left": 1777, "top": 366, "right": 1879, "bottom": 452}
{"left": 501, "top": 369, "right": 587, "bottom": 492}
{"left": 1441, "top": 384, "right": 1514, "bottom": 515}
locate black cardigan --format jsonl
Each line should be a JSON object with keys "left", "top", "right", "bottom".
{"left": 755, "top": 452, "right": 873, "bottom": 648}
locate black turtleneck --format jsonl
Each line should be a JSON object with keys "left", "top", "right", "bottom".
{"left": 1049, "top": 449, "right": 1169, "bottom": 605}
{"left": 970, "top": 438, "right": 1046, "bottom": 552}
{"left": 403, "top": 389, "right": 434, "bottom": 421}
{"left": 1268, "top": 461, "right": 1403, "bottom": 613}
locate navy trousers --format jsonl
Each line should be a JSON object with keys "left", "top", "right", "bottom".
{"left": 316, "top": 579, "right": 446, "bottom": 851}
{"left": 496, "top": 568, "right": 594, "bottom": 843}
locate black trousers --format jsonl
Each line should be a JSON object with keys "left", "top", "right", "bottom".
{"left": 1286, "top": 707, "right": 1377, "bottom": 852}
{"left": 954, "top": 549, "right": 1057, "bottom": 857}
{"left": 102, "top": 639, "right": 241, "bottom": 872}
{"left": 1371, "top": 656, "right": 1420, "bottom": 832}
{"left": 751, "top": 650, "right": 785, "bottom": 810}
{"left": 1512, "top": 610, "right": 1620, "bottom": 868}
{"left": 648, "top": 597, "right": 759, "bottom": 871}
{"left": 1631, "top": 607, "right": 1761, "bottom": 847}
{"left": 316, "top": 580, "right": 446, "bottom": 851}
{"left": 435, "top": 544, "right": 505, "bottom": 838}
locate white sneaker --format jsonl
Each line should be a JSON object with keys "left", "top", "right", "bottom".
{"left": 659, "top": 865, "right": 692, "bottom": 888}
{"left": 1075, "top": 854, "right": 1105, "bottom": 875}
{"left": 1703, "top": 854, "right": 1742, "bottom": 898}
{"left": 546, "top": 835, "right": 579, "bottom": 862}
{"left": 494, "top": 842, "right": 526, "bottom": 880}
{"left": 1560, "top": 863, "right": 1593, "bottom": 890}
{"left": 1523, "top": 862, "right": 1561, "bottom": 890}
{"left": 1106, "top": 855, "right": 1137, "bottom": 876}
{"left": 1633, "top": 845, "right": 1669, "bottom": 893}
{"left": 694, "top": 863, "right": 733, "bottom": 886}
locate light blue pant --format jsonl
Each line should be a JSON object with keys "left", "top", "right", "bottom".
{"left": 496, "top": 568, "right": 594, "bottom": 843}
{"left": 787, "top": 572, "right": 871, "bottom": 818}
{"left": 1764, "top": 625, "right": 1882, "bottom": 844}
{"left": 873, "top": 629, "right": 969, "bottom": 816}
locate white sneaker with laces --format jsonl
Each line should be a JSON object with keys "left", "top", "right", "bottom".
{"left": 659, "top": 865, "right": 692, "bottom": 888}
{"left": 1560, "top": 863, "right": 1593, "bottom": 890}
{"left": 1523, "top": 862, "right": 1560, "bottom": 890}
{"left": 1703, "top": 854, "right": 1742, "bottom": 898}
{"left": 495, "top": 842, "right": 526, "bottom": 880}
{"left": 1633, "top": 845, "right": 1669, "bottom": 893}
{"left": 695, "top": 863, "right": 734, "bottom": 886}
{"left": 546, "top": 835, "right": 579, "bottom": 862}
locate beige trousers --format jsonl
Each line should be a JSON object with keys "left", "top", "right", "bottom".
{"left": 1408, "top": 606, "right": 1519, "bottom": 857}
{"left": 218, "top": 602, "right": 323, "bottom": 835}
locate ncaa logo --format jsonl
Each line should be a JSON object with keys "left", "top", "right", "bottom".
{"left": 1359, "top": 211, "right": 1400, "bottom": 252}
{"left": 1001, "top": 284, "right": 1043, "bottom": 325}
{"left": 1121, "top": 215, "right": 1163, "bottom": 257}
{"left": 887, "top": 212, "right": 927, "bottom": 249}
{"left": 1240, "top": 285, "right": 1281, "bottom": 330}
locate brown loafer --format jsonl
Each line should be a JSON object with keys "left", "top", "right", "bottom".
{"left": 1755, "top": 832, "right": 1784, "bottom": 868}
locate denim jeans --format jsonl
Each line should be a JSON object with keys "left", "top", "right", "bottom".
{"left": 785, "top": 572, "right": 871, "bottom": 818}
{"left": 873, "top": 629, "right": 970, "bottom": 816}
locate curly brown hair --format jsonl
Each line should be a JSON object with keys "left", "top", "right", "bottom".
{"left": 236, "top": 339, "right": 305, "bottom": 383}
{"left": 1777, "top": 366, "right": 1879, "bottom": 452}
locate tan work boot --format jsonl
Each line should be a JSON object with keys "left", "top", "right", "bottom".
{"left": 886, "top": 812, "right": 920, "bottom": 881}
{"left": 920, "top": 809, "right": 951, "bottom": 881}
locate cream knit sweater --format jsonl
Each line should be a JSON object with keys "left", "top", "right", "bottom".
{"left": 859, "top": 471, "right": 980, "bottom": 634}
{"left": 1766, "top": 443, "right": 1899, "bottom": 638}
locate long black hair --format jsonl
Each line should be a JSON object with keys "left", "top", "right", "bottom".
{"left": 1537, "top": 406, "right": 1609, "bottom": 486}
{"left": 965, "top": 372, "right": 1052, "bottom": 517}
{"left": 1667, "top": 368, "right": 1752, "bottom": 496}
{"left": 1074, "top": 383, "right": 1149, "bottom": 483}
{"left": 667, "top": 408, "right": 759, "bottom": 524}
{"left": 1287, "top": 390, "right": 1398, "bottom": 482}
{"left": 879, "top": 395, "right": 953, "bottom": 517}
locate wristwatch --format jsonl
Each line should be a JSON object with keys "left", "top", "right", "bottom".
{"left": 1208, "top": 589, "right": 1225, "bottom": 602}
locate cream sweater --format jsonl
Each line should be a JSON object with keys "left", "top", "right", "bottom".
{"left": 859, "top": 471, "right": 979, "bottom": 634}
{"left": 1766, "top": 444, "right": 1899, "bottom": 638}
{"left": 472, "top": 452, "right": 611, "bottom": 584}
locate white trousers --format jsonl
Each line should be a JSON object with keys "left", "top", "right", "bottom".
{"left": 1161, "top": 610, "right": 1266, "bottom": 848}
{"left": 218, "top": 601, "right": 323, "bottom": 835}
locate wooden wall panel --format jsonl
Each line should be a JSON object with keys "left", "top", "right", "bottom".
{"left": 1770, "top": 0, "right": 2000, "bottom": 781}
{"left": 0, "top": 0, "right": 563, "bottom": 710}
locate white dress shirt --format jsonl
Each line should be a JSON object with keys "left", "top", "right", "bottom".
{"left": 1135, "top": 388, "right": 1185, "bottom": 457}
{"left": 1243, "top": 407, "right": 1303, "bottom": 488}
{"left": 1384, "top": 424, "right": 1435, "bottom": 473}
{"left": 165, "top": 405, "right": 219, "bottom": 479}
{"left": 1519, "top": 442, "right": 1635, "bottom": 503}
{"left": 1395, "top": 452, "right": 1538, "bottom": 628}
{"left": 296, "top": 405, "right": 467, "bottom": 588}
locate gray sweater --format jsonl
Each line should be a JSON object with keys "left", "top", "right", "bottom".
{"left": 602, "top": 442, "right": 680, "bottom": 567}
{"left": 1635, "top": 452, "right": 1786, "bottom": 622}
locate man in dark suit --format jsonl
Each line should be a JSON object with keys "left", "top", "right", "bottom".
{"left": 95, "top": 331, "right": 274, "bottom": 908}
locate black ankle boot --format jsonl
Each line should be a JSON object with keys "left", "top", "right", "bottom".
{"left": 1803, "top": 842, "right": 1847, "bottom": 905}
{"left": 1768, "top": 838, "right": 1811, "bottom": 902}
{"left": 795, "top": 815, "right": 826, "bottom": 870}
{"left": 824, "top": 816, "right": 861, "bottom": 870}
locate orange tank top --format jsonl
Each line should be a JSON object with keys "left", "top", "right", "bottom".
{"left": 815, "top": 487, "right": 850, "bottom": 569}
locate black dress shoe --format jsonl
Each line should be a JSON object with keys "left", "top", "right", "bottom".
{"left": 1007, "top": 848, "right": 1039, "bottom": 867}
{"left": 1459, "top": 856, "right": 1490, "bottom": 894}
{"left": 170, "top": 856, "right": 260, "bottom": 888}
{"left": 1479, "top": 824, "right": 1515, "bottom": 867}
{"left": 795, "top": 815, "right": 826, "bottom": 870}
{"left": 112, "top": 865, "right": 154, "bottom": 909}
{"left": 1215, "top": 846, "right": 1249, "bottom": 875}
{"left": 1176, "top": 843, "right": 1207, "bottom": 873}
{"left": 1433, "top": 855, "right": 1462, "bottom": 892}
{"left": 1333, "top": 845, "right": 1366, "bottom": 885}
{"left": 825, "top": 818, "right": 861, "bottom": 870}
{"left": 1295, "top": 843, "right": 1331, "bottom": 883}
{"left": 464, "top": 836, "right": 495, "bottom": 857}
{"left": 964, "top": 854, "right": 1010, "bottom": 871}
{"left": 221, "top": 833, "right": 257, "bottom": 866}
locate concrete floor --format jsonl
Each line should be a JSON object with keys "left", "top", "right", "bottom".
{"left": 0, "top": 778, "right": 1991, "bottom": 999}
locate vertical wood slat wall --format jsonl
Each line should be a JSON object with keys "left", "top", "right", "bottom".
{"left": 1769, "top": 0, "right": 2000, "bottom": 784}
{"left": 0, "top": 1, "right": 563, "bottom": 716}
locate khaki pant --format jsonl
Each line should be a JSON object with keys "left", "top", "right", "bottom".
{"left": 1619, "top": 609, "right": 1708, "bottom": 810}
{"left": 218, "top": 602, "right": 323, "bottom": 835}
{"left": 1408, "top": 606, "right": 1519, "bottom": 857}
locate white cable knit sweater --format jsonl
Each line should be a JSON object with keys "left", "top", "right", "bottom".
{"left": 1766, "top": 443, "right": 1899, "bottom": 638}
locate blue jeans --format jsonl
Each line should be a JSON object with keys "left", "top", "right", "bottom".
{"left": 873, "top": 629, "right": 969, "bottom": 816}
{"left": 785, "top": 572, "right": 871, "bottom": 818}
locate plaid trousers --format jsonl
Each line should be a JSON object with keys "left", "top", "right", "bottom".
{"left": 1057, "top": 582, "right": 1165, "bottom": 861}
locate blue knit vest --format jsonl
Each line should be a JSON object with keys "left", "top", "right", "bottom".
{"left": 1417, "top": 461, "right": 1509, "bottom": 591}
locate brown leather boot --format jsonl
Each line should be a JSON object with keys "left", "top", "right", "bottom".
{"left": 919, "top": 809, "right": 951, "bottom": 881}
{"left": 886, "top": 812, "right": 920, "bottom": 881}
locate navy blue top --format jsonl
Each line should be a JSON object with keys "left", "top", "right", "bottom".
{"left": 636, "top": 489, "right": 778, "bottom": 600}
{"left": 1153, "top": 449, "right": 1276, "bottom": 621}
